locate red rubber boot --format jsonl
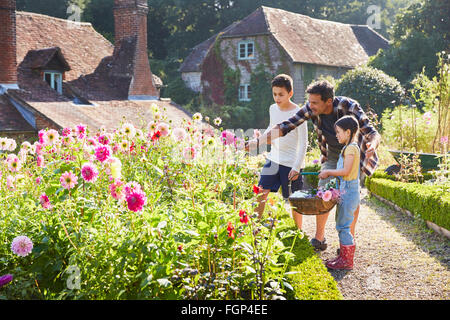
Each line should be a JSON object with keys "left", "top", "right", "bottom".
{"left": 326, "top": 244, "right": 355, "bottom": 270}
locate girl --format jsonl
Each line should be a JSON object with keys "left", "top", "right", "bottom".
{"left": 318, "top": 115, "right": 360, "bottom": 270}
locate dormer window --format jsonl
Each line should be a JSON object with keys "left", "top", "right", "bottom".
{"left": 21, "top": 47, "right": 71, "bottom": 95}
{"left": 43, "top": 71, "right": 63, "bottom": 94}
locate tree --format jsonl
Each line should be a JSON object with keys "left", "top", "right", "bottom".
{"left": 369, "top": 0, "right": 450, "bottom": 85}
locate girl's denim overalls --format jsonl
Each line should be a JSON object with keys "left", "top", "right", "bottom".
{"left": 335, "top": 142, "right": 360, "bottom": 246}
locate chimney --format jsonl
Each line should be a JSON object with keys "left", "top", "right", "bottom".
{"left": 0, "top": 0, "right": 19, "bottom": 93}
{"left": 113, "top": 0, "right": 159, "bottom": 100}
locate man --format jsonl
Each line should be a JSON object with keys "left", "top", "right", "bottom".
{"left": 246, "top": 80, "right": 381, "bottom": 251}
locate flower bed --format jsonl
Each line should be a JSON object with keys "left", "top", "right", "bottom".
{"left": 365, "top": 177, "right": 450, "bottom": 231}
{"left": 0, "top": 110, "right": 341, "bottom": 300}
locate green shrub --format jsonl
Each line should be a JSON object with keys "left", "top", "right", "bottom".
{"left": 336, "top": 66, "right": 404, "bottom": 116}
{"left": 370, "top": 170, "right": 434, "bottom": 182}
{"left": 366, "top": 177, "right": 450, "bottom": 230}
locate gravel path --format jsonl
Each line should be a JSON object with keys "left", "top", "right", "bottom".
{"left": 299, "top": 188, "right": 450, "bottom": 300}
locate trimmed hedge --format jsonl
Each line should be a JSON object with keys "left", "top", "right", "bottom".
{"left": 366, "top": 177, "right": 450, "bottom": 231}
{"left": 370, "top": 170, "right": 435, "bottom": 182}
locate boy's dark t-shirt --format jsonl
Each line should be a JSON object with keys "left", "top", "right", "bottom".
{"left": 320, "top": 112, "right": 343, "bottom": 155}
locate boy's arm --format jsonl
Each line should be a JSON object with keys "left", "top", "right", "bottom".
{"left": 292, "top": 122, "right": 308, "bottom": 172}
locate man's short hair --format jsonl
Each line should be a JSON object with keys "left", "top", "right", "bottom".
{"left": 272, "top": 74, "right": 293, "bottom": 93}
{"left": 306, "top": 80, "right": 334, "bottom": 102}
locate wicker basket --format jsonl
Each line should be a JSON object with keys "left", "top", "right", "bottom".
{"left": 289, "top": 196, "right": 337, "bottom": 215}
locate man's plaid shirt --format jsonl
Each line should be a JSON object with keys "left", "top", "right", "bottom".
{"left": 279, "top": 96, "right": 381, "bottom": 176}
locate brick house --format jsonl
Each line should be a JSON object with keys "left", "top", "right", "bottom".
{"left": 0, "top": 0, "right": 191, "bottom": 141}
{"left": 180, "top": 6, "right": 390, "bottom": 106}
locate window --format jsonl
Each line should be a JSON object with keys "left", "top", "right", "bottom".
{"left": 238, "top": 41, "right": 254, "bottom": 60}
{"left": 43, "top": 71, "right": 63, "bottom": 94}
{"left": 239, "top": 84, "right": 251, "bottom": 101}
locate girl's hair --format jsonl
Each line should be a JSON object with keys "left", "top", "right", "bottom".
{"left": 334, "top": 115, "right": 359, "bottom": 146}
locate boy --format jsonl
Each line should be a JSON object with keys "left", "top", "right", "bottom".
{"left": 254, "top": 74, "right": 308, "bottom": 229}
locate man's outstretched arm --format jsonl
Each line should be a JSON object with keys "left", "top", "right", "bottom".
{"left": 245, "top": 104, "right": 311, "bottom": 151}
{"left": 245, "top": 125, "right": 282, "bottom": 151}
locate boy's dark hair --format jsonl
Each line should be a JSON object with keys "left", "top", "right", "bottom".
{"left": 271, "top": 74, "right": 293, "bottom": 93}
{"left": 306, "top": 80, "right": 334, "bottom": 102}
{"left": 334, "top": 115, "right": 359, "bottom": 146}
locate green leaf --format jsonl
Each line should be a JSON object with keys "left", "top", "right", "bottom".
{"left": 197, "top": 221, "right": 209, "bottom": 231}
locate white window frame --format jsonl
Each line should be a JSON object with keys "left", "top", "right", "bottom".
{"left": 237, "top": 40, "right": 255, "bottom": 60}
{"left": 239, "top": 84, "right": 251, "bottom": 102}
{"left": 43, "top": 71, "right": 63, "bottom": 94}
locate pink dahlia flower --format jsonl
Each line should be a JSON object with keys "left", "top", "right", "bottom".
{"left": 109, "top": 179, "right": 125, "bottom": 201}
{"left": 44, "top": 129, "right": 59, "bottom": 145}
{"left": 11, "top": 236, "right": 33, "bottom": 257}
{"left": 81, "top": 163, "right": 99, "bottom": 183}
{"left": 94, "top": 145, "right": 112, "bottom": 162}
{"left": 35, "top": 142, "right": 44, "bottom": 155}
{"left": 330, "top": 188, "right": 341, "bottom": 201}
{"left": 37, "top": 155, "right": 45, "bottom": 168}
{"left": 86, "top": 138, "right": 98, "bottom": 148}
{"left": 38, "top": 130, "right": 46, "bottom": 144}
{"left": 316, "top": 190, "right": 324, "bottom": 199}
{"left": 39, "top": 193, "right": 52, "bottom": 210}
{"left": 171, "top": 127, "right": 187, "bottom": 142}
{"left": 124, "top": 181, "right": 142, "bottom": 196}
{"left": 76, "top": 124, "right": 87, "bottom": 139}
{"left": 60, "top": 171, "right": 78, "bottom": 190}
{"left": 322, "top": 190, "right": 333, "bottom": 202}
{"left": 156, "top": 122, "right": 170, "bottom": 137}
{"left": 126, "top": 189, "right": 147, "bottom": 212}
{"left": 62, "top": 127, "right": 71, "bottom": 137}
{"left": 221, "top": 130, "right": 236, "bottom": 145}
{"left": 182, "top": 146, "right": 197, "bottom": 161}
{"left": 7, "top": 155, "right": 21, "bottom": 172}
{"left": 98, "top": 134, "right": 110, "bottom": 145}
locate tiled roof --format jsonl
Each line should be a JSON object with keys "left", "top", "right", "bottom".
{"left": 181, "top": 6, "right": 390, "bottom": 71}
{"left": 7, "top": 90, "right": 192, "bottom": 132}
{"left": 0, "top": 11, "right": 190, "bottom": 134}
{"left": 16, "top": 11, "right": 113, "bottom": 82}
{"left": 263, "top": 6, "right": 389, "bottom": 67}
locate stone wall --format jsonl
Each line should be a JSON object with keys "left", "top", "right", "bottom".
{"left": 218, "top": 34, "right": 291, "bottom": 87}
{"left": 181, "top": 72, "right": 202, "bottom": 93}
